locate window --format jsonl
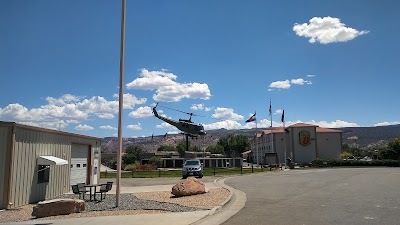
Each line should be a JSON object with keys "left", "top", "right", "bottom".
{"left": 83, "top": 164, "right": 87, "bottom": 167}
{"left": 77, "top": 164, "right": 81, "bottom": 168}
{"left": 38, "top": 165, "right": 50, "bottom": 184}
{"left": 70, "top": 164, "right": 73, "bottom": 168}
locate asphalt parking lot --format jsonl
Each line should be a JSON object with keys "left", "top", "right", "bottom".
{"left": 222, "top": 167, "right": 400, "bottom": 225}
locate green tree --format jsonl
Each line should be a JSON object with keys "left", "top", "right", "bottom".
{"left": 388, "top": 137, "right": 400, "bottom": 157}
{"left": 379, "top": 148, "right": 398, "bottom": 160}
{"left": 192, "top": 145, "right": 201, "bottom": 152}
{"left": 218, "top": 134, "right": 250, "bottom": 157}
{"left": 340, "top": 151, "right": 352, "bottom": 159}
{"left": 149, "top": 156, "right": 162, "bottom": 167}
{"left": 176, "top": 140, "right": 192, "bottom": 157}
{"left": 206, "top": 145, "right": 224, "bottom": 154}
{"left": 157, "top": 145, "right": 176, "bottom": 151}
{"left": 122, "top": 145, "right": 144, "bottom": 165}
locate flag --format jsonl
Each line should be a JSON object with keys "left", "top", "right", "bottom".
{"left": 281, "top": 110, "right": 285, "bottom": 123}
{"left": 151, "top": 132, "right": 154, "bottom": 141}
{"left": 269, "top": 100, "right": 272, "bottom": 116}
{"left": 246, "top": 112, "right": 256, "bottom": 123}
{"left": 162, "top": 132, "right": 168, "bottom": 141}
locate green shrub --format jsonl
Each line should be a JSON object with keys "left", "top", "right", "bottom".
{"left": 310, "top": 159, "right": 400, "bottom": 167}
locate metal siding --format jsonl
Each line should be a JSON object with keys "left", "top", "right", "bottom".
{"left": 0, "top": 127, "right": 10, "bottom": 209}
{"left": 4, "top": 124, "right": 100, "bottom": 208}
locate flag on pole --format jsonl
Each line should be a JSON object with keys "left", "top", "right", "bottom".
{"left": 269, "top": 100, "right": 272, "bottom": 116}
{"left": 162, "top": 132, "right": 168, "bottom": 141}
{"left": 246, "top": 112, "right": 256, "bottom": 123}
{"left": 151, "top": 132, "right": 154, "bottom": 141}
{"left": 281, "top": 110, "right": 285, "bottom": 123}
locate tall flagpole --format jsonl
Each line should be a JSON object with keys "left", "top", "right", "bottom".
{"left": 116, "top": 0, "right": 126, "bottom": 207}
{"left": 269, "top": 100, "right": 274, "bottom": 162}
{"left": 255, "top": 111, "right": 259, "bottom": 166}
{"left": 282, "top": 109, "right": 286, "bottom": 169}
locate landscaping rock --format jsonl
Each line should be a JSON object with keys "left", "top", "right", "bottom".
{"left": 32, "top": 199, "right": 85, "bottom": 218}
{"left": 171, "top": 177, "right": 206, "bottom": 197}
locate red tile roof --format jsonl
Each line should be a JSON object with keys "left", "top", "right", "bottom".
{"left": 260, "top": 124, "right": 342, "bottom": 134}
{"left": 316, "top": 127, "right": 343, "bottom": 133}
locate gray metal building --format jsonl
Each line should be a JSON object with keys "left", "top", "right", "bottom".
{"left": 0, "top": 121, "right": 101, "bottom": 209}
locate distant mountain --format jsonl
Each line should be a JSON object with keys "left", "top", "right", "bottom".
{"left": 101, "top": 125, "right": 400, "bottom": 153}
{"left": 338, "top": 124, "right": 400, "bottom": 148}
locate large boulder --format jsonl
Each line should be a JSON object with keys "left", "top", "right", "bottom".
{"left": 32, "top": 199, "right": 85, "bottom": 218}
{"left": 171, "top": 177, "right": 206, "bottom": 197}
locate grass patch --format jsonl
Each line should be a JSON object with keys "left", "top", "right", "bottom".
{"left": 101, "top": 167, "right": 269, "bottom": 178}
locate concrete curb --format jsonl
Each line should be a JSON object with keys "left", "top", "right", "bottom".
{"left": 207, "top": 178, "right": 234, "bottom": 216}
{"left": 190, "top": 177, "right": 247, "bottom": 225}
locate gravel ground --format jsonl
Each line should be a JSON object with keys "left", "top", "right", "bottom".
{"left": 0, "top": 187, "right": 230, "bottom": 223}
{"left": 134, "top": 188, "right": 230, "bottom": 209}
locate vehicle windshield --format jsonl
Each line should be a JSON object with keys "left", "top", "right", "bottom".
{"left": 185, "top": 160, "right": 200, "bottom": 166}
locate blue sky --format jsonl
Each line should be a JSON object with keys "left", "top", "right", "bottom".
{"left": 1, "top": 0, "right": 399, "bottom": 138}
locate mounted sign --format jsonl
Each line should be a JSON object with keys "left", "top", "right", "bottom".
{"left": 299, "top": 130, "right": 311, "bottom": 146}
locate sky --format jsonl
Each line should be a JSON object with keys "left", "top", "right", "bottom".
{"left": 1, "top": 0, "right": 399, "bottom": 138}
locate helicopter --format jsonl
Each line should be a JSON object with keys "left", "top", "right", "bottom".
{"left": 152, "top": 103, "right": 206, "bottom": 137}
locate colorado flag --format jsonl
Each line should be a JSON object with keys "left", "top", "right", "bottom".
{"left": 246, "top": 112, "right": 256, "bottom": 123}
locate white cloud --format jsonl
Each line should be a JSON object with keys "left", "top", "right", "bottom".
{"left": 75, "top": 124, "right": 94, "bottom": 131}
{"left": 269, "top": 80, "right": 291, "bottom": 90}
{"left": 211, "top": 108, "right": 244, "bottom": 121}
{"left": 112, "top": 93, "right": 147, "bottom": 109}
{"left": 293, "top": 16, "right": 369, "bottom": 44}
{"left": 96, "top": 113, "right": 115, "bottom": 119}
{"left": 128, "top": 106, "right": 153, "bottom": 118}
{"left": 156, "top": 122, "right": 175, "bottom": 128}
{"left": 127, "top": 123, "right": 142, "bottom": 130}
{"left": 126, "top": 69, "right": 211, "bottom": 102}
{"left": 191, "top": 103, "right": 212, "bottom": 111}
{"left": 307, "top": 74, "right": 316, "bottom": 78}
{"left": 204, "top": 120, "right": 242, "bottom": 130}
{"left": 0, "top": 93, "right": 148, "bottom": 130}
{"left": 374, "top": 122, "right": 400, "bottom": 126}
{"left": 275, "top": 109, "right": 283, "bottom": 115}
{"left": 100, "top": 125, "right": 117, "bottom": 130}
{"left": 285, "top": 120, "right": 359, "bottom": 128}
{"left": 67, "top": 120, "right": 80, "bottom": 124}
{"left": 291, "top": 78, "right": 312, "bottom": 85}
{"left": 268, "top": 77, "right": 312, "bottom": 91}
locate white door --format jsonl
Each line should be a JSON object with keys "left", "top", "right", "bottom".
{"left": 70, "top": 144, "right": 89, "bottom": 185}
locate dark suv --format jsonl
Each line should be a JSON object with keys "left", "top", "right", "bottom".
{"left": 182, "top": 159, "right": 203, "bottom": 179}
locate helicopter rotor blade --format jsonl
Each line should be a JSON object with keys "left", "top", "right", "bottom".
{"left": 157, "top": 104, "right": 225, "bottom": 121}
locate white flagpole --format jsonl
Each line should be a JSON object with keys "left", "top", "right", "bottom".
{"left": 270, "top": 100, "right": 274, "bottom": 163}
{"left": 255, "top": 111, "right": 259, "bottom": 166}
{"left": 282, "top": 109, "right": 286, "bottom": 169}
{"left": 116, "top": 0, "right": 126, "bottom": 207}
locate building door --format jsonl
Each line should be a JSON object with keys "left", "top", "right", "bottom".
{"left": 70, "top": 144, "right": 89, "bottom": 185}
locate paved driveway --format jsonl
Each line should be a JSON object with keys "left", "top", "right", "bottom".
{"left": 222, "top": 168, "right": 400, "bottom": 225}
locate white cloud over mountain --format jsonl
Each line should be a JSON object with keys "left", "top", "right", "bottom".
{"left": 293, "top": 17, "right": 369, "bottom": 44}
{"left": 0, "top": 93, "right": 147, "bottom": 130}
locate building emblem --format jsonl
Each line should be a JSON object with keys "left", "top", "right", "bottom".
{"left": 299, "top": 130, "right": 311, "bottom": 146}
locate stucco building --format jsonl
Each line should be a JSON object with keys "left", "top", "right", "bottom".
{"left": 0, "top": 121, "right": 101, "bottom": 209}
{"left": 250, "top": 123, "right": 342, "bottom": 165}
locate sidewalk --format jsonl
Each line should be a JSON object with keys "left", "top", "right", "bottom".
{"left": 3, "top": 179, "right": 237, "bottom": 225}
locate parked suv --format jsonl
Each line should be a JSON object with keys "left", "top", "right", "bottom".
{"left": 182, "top": 159, "right": 203, "bottom": 179}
